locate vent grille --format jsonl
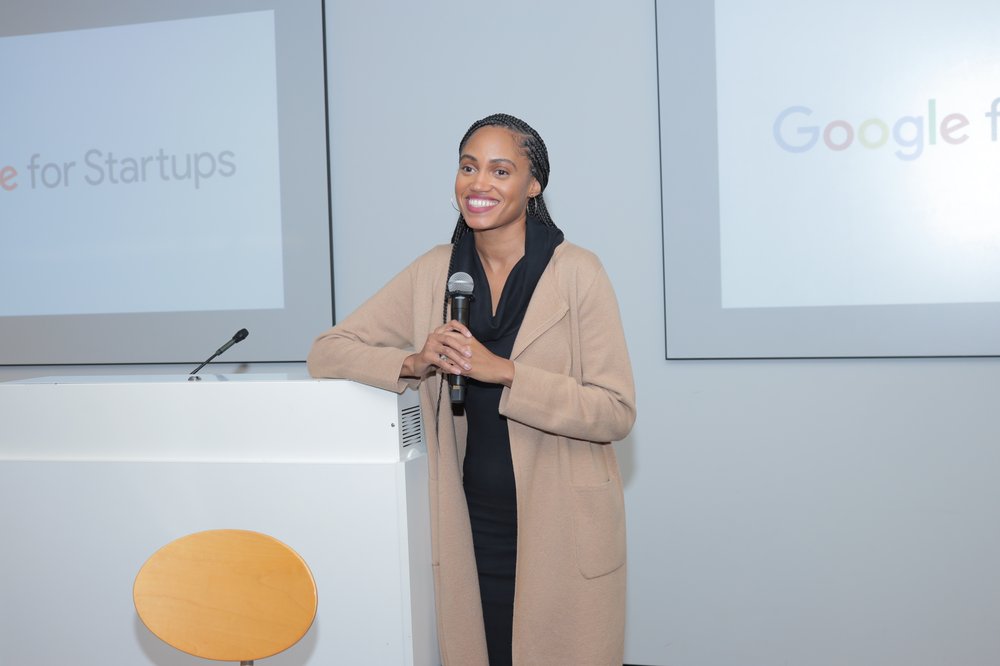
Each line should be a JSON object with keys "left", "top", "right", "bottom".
{"left": 399, "top": 405, "right": 424, "bottom": 448}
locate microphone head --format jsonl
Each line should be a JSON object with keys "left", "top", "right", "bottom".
{"left": 447, "top": 271, "right": 474, "bottom": 295}
{"left": 234, "top": 328, "right": 249, "bottom": 342}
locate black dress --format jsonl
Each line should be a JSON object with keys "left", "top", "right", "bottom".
{"left": 463, "top": 377, "right": 518, "bottom": 666}
{"left": 453, "top": 215, "right": 563, "bottom": 666}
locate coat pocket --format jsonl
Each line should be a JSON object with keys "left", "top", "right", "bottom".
{"left": 571, "top": 479, "right": 626, "bottom": 579}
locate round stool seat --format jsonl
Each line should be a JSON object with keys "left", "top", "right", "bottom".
{"left": 133, "top": 529, "right": 318, "bottom": 662}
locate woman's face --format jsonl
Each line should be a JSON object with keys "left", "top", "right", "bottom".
{"left": 455, "top": 125, "right": 541, "bottom": 235}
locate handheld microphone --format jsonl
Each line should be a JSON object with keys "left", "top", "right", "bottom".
{"left": 188, "top": 328, "right": 249, "bottom": 380}
{"left": 447, "top": 272, "right": 474, "bottom": 403}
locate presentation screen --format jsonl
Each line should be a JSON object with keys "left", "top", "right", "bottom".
{"left": 659, "top": 0, "right": 1000, "bottom": 358}
{"left": 0, "top": 0, "right": 331, "bottom": 364}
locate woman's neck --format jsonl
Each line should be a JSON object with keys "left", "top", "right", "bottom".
{"left": 473, "top": 221, "right": 526, "bottom": 315}
{"left": 473, "top": 220, "right": 526, "bottom": 274}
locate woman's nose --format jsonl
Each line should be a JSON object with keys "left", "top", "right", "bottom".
{"left": 471, "top": 171, "right": 491, "bottom": 190}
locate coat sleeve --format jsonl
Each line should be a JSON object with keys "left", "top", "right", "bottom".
{"left": 498, "top": 261, "right": 636, "bottom": 443}
{"left": 306, "top": 255, "right": 430, "bottom": 394}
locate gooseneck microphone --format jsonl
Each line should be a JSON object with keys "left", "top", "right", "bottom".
{"left": 447, "top": 272, "right": 474, "bottom": 403}
{"left": 188, "top": 328, "right": 249, "bottom": 380}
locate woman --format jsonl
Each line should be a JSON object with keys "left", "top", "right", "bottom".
{"left": 307, "top": 113, "right": 635, "bottom": 666}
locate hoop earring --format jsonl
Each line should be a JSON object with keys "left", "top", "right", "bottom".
{"left": 529, "top": 196, "right": 540, "bottom": 216}
{"left": 450, "top": 197, "right": 460, "bottom": 212}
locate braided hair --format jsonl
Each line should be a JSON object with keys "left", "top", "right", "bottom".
{"left": 443, "top": 113, "right": 559, "bottom": 323}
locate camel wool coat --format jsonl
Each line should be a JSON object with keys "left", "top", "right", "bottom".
{"left": 307, "top": 240, "right": 636, "bottom": 666}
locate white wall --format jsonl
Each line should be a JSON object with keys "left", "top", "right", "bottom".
{"left": 5, "top": 1, "right": 1000, "bottom": 664}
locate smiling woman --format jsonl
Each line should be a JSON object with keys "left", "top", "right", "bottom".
{"left": 307, "top": 113, "right": 635, "bottom": 666}
{"left": 456, "top": 126, "right": 541, "bottom": 235}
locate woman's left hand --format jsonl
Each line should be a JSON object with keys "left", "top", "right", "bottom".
{"left": 449, "top": 321, "right": 515, "bottom": 387}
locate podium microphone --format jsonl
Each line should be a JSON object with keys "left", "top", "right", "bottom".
{"left": 188, "top": 328, "right": 249, "bottom": 380}
{"left": 447, "top": 272, "right": 474, "bottom": 404}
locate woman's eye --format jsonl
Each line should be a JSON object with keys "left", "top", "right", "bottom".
{"left": 460, "top": 165, "right": 475, "bottom": 174}
{"left": 495, "top": 169, "right": 508, "bottom": 177}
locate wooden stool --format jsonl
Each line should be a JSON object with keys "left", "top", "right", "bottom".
{"left": 133, "top": 529, "right": 318, "bottom": 665}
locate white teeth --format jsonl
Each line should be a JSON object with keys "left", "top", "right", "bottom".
{"left": 468, "top": 198, "right": 498, "bottom": 208}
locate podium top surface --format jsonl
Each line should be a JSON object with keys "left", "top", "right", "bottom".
{"left": 13, "top": 372, "right": 310, "bottom": 384}
{"left": 1, "top": 374, "right": 424, "bottom": 463}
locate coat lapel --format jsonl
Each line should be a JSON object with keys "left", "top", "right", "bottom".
{"left": 510, "top": 258, "right": 568, "bottom": 360}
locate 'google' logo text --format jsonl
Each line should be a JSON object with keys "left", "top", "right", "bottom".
{"left": 773, "top": 98, "right": 1000, "bottom": 161}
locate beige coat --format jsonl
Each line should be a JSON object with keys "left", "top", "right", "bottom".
{"left": 307, "top": 241, "right": 636, "bottom": 665}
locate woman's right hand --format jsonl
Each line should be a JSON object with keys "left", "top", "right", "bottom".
{"left": 400, "top": 320, "right": 473, "bottom": 379}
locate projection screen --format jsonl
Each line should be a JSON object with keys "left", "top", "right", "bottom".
{"left": 659, "top": 0, "right": 1000, "bottom": 358}
{"left": 0, "top": 0, "right": 331, "bottom": 364}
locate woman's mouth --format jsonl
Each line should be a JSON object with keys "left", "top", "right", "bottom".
{"left": 465, "top": 197, "right": 499, "bottom": 213}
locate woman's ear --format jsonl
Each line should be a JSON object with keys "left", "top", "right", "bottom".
{"left": 528, "top": 178, "right": 542, "bottom": 198}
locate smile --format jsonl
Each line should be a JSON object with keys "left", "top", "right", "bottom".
{"left": 466, "top": 197, "right": 499, "bottom": 212}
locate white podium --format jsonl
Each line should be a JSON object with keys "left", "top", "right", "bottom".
{"left": 0, "top": 373, "right": 438, "bottom": 666}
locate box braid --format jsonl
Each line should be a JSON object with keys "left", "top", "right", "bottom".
{"left": 436, "top": 114, "right": 560, "bottom": 418}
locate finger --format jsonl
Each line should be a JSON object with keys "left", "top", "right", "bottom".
{"left": 436, "top": 342, "right": 471, "bottom": 371}
{"left": 439, "top": 349, "right": 471, "bottom": 372}
{"left": 438, "top": 330, "right": 473, "bottom": 358}
{"left": 447, "top": 319, "right": 473, "bottom": 338}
